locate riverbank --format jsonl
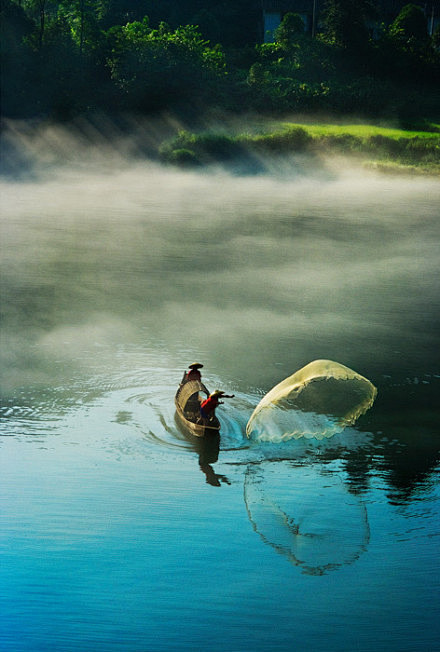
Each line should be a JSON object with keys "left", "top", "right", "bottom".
{"left": 159, "top": 121, "right": 440, "bottom": 176}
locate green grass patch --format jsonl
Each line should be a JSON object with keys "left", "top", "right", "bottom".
{"left": 159, "top": 122, "right": 440, "bottom": 175}
{"left": 282, "top": 122, "right": 440, "bottom": 139}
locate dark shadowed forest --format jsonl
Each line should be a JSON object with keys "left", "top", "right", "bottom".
{"left": 1, "top": 0, "right": 440, "bottom": 124}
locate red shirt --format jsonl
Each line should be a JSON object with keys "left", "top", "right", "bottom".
{"left": 186, "top": 369, "right": 201, "bottom": 382}
{"left": 200, "top": 395, "right": 220, "bottom": 415}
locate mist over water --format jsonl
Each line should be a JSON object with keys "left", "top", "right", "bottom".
{"left": 2, "top": 121, "right": 439, "bottom": 394}
{"left": 1, "top": 121, "right": 439, "bottom": 651}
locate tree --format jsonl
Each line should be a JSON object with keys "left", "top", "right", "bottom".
{"left": 389, "top": 3, "right": 428, "bottom": 45}
{"left": 20, "top": 0, "right": 50, "bottom": 48}
{"left": 0, "top": 0, "right": 36, "bottom": 116}
{"left": 105, "top": 18, "right": 226, "bottom": 111}
{"left": 274, "top": 12, "right": 305, "bottom": 48}
{"left": 59, "top": 0, "right": 102, "bottom": 55}
{"left": 372, "top": 2, "right": 439, "bottom": 87}
{"left": 100, "top": 0, "right": 261, "bottom": 48}
{"left": 321, "top": 0, "right": 376, "bottom": 51}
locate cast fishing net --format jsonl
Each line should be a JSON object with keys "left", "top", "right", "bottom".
{"left": 246, "top": 359, "right": 377, "bottom": 442}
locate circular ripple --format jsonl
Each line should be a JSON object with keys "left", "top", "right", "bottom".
{"left": 121, "top": 385, "right": 252, "bottom": 454}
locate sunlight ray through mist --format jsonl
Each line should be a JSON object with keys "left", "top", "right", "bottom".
{"left": 1, "top": 120, "right": 439, "bottom": 401}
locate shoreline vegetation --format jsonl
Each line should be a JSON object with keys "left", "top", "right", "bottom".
{"left": 1, "top": 116, "right": 439, "bottom": 178}
{"left": 159, "top": 121, "right": 440, "bottom": 176}
{"left": 2, "top": 2, "right": 440, "bottom": 176}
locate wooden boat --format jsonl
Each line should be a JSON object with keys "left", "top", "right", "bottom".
{"left": 175, "top": 379, "right": 220, "bottom": 437}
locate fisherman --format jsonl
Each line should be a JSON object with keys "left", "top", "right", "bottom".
{"left": 200, "top": 390, "right": 234, "bottom": 422}
{"left": 182, "top": 363, "right": 203, "bottom": 384}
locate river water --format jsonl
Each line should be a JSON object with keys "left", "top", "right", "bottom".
{"left": 1, "top": 123, "right": 439, "bottom": 651}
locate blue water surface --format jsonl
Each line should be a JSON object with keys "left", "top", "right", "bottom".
{"left": 1, "top": 140, "right": 439, "bottom": 651}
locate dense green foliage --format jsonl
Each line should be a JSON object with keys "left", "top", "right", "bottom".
{"left": 105, "top": 19, "right": 225, "bottom": 111}
{"left": 1, "top": 0, "right": 439, "bottom": 121}
{"left": 321, "top": 0, "right": 377, "bottom": 50}
{"left": 389, "top": 3, "right": 429, "bottom": 42}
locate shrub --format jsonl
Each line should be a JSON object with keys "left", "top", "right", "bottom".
{"left": 195, "top": 133, "right": 242, "bottom": 159}
{"left": 250, "top": 127, "right": 312, "bottom": 152}
{"left": 167, "top": 148, "right": 199, "bottom": 166}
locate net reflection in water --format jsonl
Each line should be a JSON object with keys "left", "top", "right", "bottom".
{"left": 244, "top": 461, "right": 370, "bottom": 575}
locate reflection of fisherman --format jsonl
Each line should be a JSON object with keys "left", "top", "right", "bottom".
{"left": 181, "top": 362, "right": 203, "bottom": 384}
{"left": 200, "top": 389, "right": 234, "bottom": 422}
{"left": 197, "top": 432, "right": 230, "bottom": 487}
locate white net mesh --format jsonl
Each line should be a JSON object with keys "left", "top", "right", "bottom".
{"left": 246, "top": 359, "right": 377, "bottom": 442}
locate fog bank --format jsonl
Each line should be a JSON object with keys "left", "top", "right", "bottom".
{"left": 1, "top": 121, "right": 439, "bottom": 400}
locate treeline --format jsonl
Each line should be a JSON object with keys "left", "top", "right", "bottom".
{"left": 1, "top": 0, "right": 440, "bottom": 121}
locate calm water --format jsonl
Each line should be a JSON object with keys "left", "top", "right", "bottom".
{"left": 1, "top": 123, "right": 440, "bottom": 651}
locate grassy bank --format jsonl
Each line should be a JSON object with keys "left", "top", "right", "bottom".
{"left": 159, "top": 121, "right": 440, "bottom": 175}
